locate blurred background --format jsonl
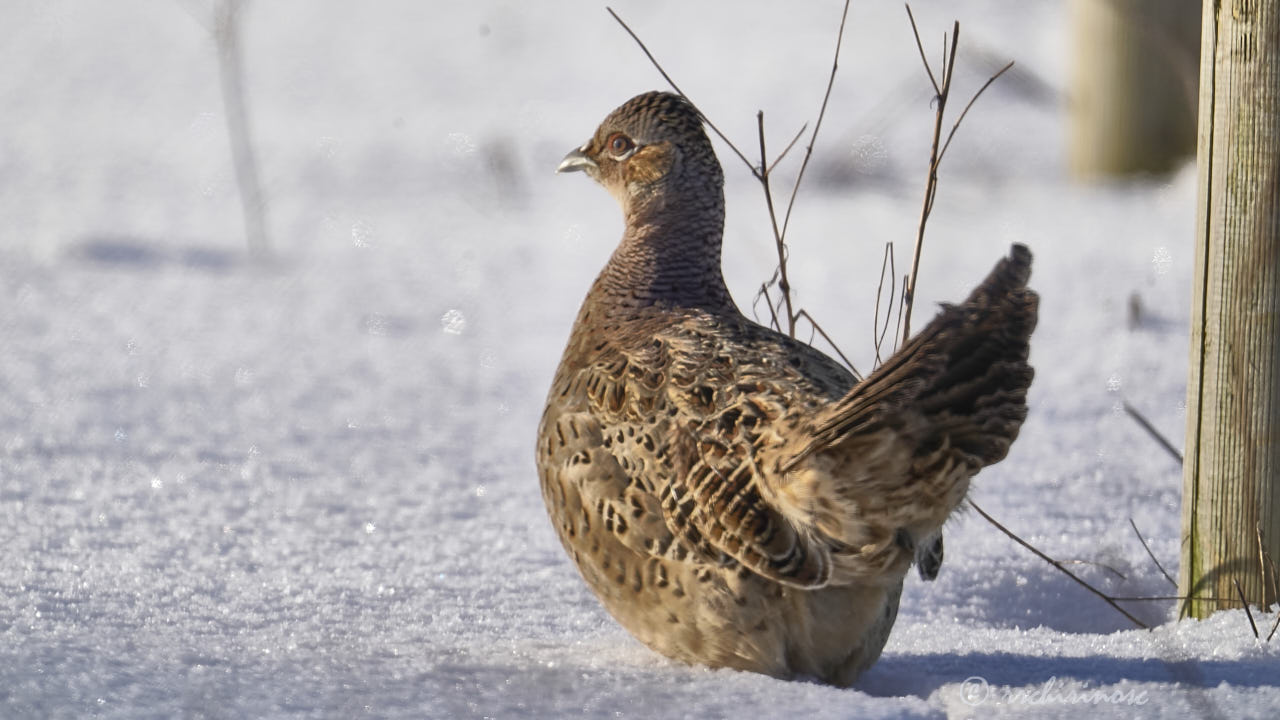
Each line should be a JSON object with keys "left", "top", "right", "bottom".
{"left": 0, "top": 0, "right": 1199, "bottom": 263}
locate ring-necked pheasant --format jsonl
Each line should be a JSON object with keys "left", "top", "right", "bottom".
{"left": 537, "top": 91, "right": 1037, "bottom": 685}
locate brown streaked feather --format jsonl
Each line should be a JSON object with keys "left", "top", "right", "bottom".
{"left": 755, "top": 245, "right": 1036, "bottom": 575}
{"left": 783, "top": 245, "right": 1036, "bottom": 474}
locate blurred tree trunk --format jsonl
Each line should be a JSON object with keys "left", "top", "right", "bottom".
{"left": 1180, "top": 0, "right": 1280, "bottom": 620}
{"left": 214, "top": 0, "right": 270, "bottom": 259}
{"left": 1068, "top": 0, "right": 1200, "bottom": 178}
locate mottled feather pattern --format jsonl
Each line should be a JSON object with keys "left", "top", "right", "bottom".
{"left": 538, "top": 91, "right": 1037, "bottom": 684}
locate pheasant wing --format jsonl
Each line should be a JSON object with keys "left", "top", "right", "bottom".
{"left": 760, "top": 245, "right": 1037, "bottom": 582}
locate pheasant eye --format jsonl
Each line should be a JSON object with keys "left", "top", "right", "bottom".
{"left": 607, "top": 134, "right": 635, "bottom": 157}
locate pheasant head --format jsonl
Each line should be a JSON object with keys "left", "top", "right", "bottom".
{"left": 557, "top": 91, "right": 723, "bottom": 224}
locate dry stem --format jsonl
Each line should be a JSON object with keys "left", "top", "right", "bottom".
{"left": 898, "top": 5, "right": 1012, "bottom": 346}
{"left": 755, "top": 282, "right": 783, "bottom": 334}
{"left": 970, "top": 500, "right": 1150, "bottom": 630}
{"left": 794, "top": 309, "right": 859, "bottom": 375}
{"left": 758, "top": 0, "right": 850, "bottom": 339}
{"left": 1258, "top": 522, "right": 1279, "bottom": 614}
{"left": 1130, "top": 518, "right": 1178, "bottom": 589}
{"left": 1123, "top": 401, "right": 1185, "bottom": 465}
{"left": 606, "top": 7, "right": 756, "bottom": 174}
{"left": 873, "top": 242, "right": 897, "bottom": 366}
{"left": 779, "top": 0, "right": 851, "bottom": 245}
{"left": 757, "top": 111, "right": 795, "bottom": 335}
{"left": 1234, "top": 579, "right": 1260, "bottom": 639}
{"left": 899, "top": 8, "right": 958, "bottom": 344}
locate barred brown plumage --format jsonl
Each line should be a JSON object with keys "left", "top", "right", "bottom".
{"left": 537, "top": 90, "right": 1037, "bottom": 685}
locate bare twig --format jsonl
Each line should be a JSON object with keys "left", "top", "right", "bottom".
{"left": 900, "top": 14, "right": 959, "bottom": 344}
{"left": 898, "top": 7, "right": 1010, "bottom": 346}
{"left": 1130, "top": 518, "right": 1178, "bottom": 589}
{"left": 757, "top": 111, "right": 796, "bottom": 336}
{"left": 1063, "top": 558, "right": 1126, "bottom": 581}
{"left": 757, "top": 0, "right": 850, "bottom": 338}
{"left": 895, "top": 271, "right": 907, "bottom": 350}
{"left": 779, "top": 0, "right": 851, "bottom": 243}
{"left": 1269, "top": 610, "right": 1280, "bottom": 643}
{"left": 873, "top": 242, "right": 897, "bottom": 366}
{"left": 1259, "top": 523, "right": 1269, "bottom": 608}
{"left": 1257, "top": 522, "right": 1278, "bottom": 613}
{"left": 795, "top": 310, "right": 860, "bottom": 378}
{"left": 754, "top": 282, "right": 782, "bottom": 333}
{"left": 767, "top": 123, "right": 810, "bottom": 176}
{"left": 970, "top": 500, "right": 1150, "bottom": 630}
{"left": 606, "top": 7, "right": 757, "bottom": 175}
{"left": 1123, "top": 401, "right": 1184, "bottom": 465}
{"left": 936, "top": 60, "right": 1014, "bottom": 164}
{"left": 1234, "top": 579, "right": 1260, "bottom": 639}
{"left": 939, "top": 33, "right": 948, "bottom": 91}
{"left": 904, "top": 4, "right": 939, "bottom": 94}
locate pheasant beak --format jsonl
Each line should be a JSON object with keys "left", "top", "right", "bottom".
{"left": 557, "top": 145, "right": 597, "bottom": 174}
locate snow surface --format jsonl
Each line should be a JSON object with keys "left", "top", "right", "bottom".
{"left": 2, "top": 1, "right": 1278, "bottom": 718}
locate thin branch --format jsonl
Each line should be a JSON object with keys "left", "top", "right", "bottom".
{"left": 755, "top": 282, "right": 782, "bottom": 333}
{"left": 939, "top": 31, "right": 951, "bottom": 102}
{"left": 899, "top": 13, "right": 1008, "bottom": 346}
{"left": 873, "top": 242, "right": 896, "bottom": 366}
{"left": 795, "top": 310, "right": 860, "bottom": 379}
{"left": 1259, "top": 522, "right": 1269, "bottom": 611}
{"left": 894, "top": 271, "right": 908, "bottom": 352}
{"left": 936, "top": 60, "right": 1014, "bottom": 164}
{"left": 1123, "top": 401, "right": 1185, "bottom": 465}
{"left": 773, "top": 285, "right": 789, "bottom": 327}
{"left": 904, "top": 4, "right": 939, "bottom": 94}
{"left": 767, "top": 123, "right": 810, "bottom": 176}
{"left": 755, "top": 0, "right": 851, "bottom": 340}
{"left": 757, "top": 111, "right": 795, "bottom": 336}
{"left": 900, "top": 15, "right": 958, "bottom": 343}
{"left": 779, "top": 0, "right": 851, "bottom": 242}
{"left": 1234, "top": 579, "right": 1260, "bottom": 639}
{"left": 1257, "top": 522, "right": 1278, "bottom": 613}
{"left": 945, "top": 23, "right": 960, "bottom": 91}
{"left": 1268, "top": 610, "right": 1279, "bottom": 643}
{"left": 970, "top": 500, "right": 1150, "bottom": 630}
{"left": 1130, "top": 518, "right": 1178, "bottom": 589}
{"left": 606, "top": 7, "right": 757, "bottom": 177}
{"left": 1063, "top": 558, "right": 1126, "bottom": 582}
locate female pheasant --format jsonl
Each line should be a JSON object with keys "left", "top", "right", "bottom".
{"left": 536, "top": 91, "right": 1037, "bottom": 685}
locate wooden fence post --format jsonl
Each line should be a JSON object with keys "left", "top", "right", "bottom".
{"left": 1180, "top": 0, "right": 1280, "bottom": 619}
{"left": 1068, "top": 0, "right": 1199, "bottom": 178}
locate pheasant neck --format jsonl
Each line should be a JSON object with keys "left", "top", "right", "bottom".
{"left": 595, "top": 202, "right": 735, "bottom": 315}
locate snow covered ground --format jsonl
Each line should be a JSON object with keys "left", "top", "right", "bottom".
{"left": 2, "top": 1, "right": 1277, "bottom": 717}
